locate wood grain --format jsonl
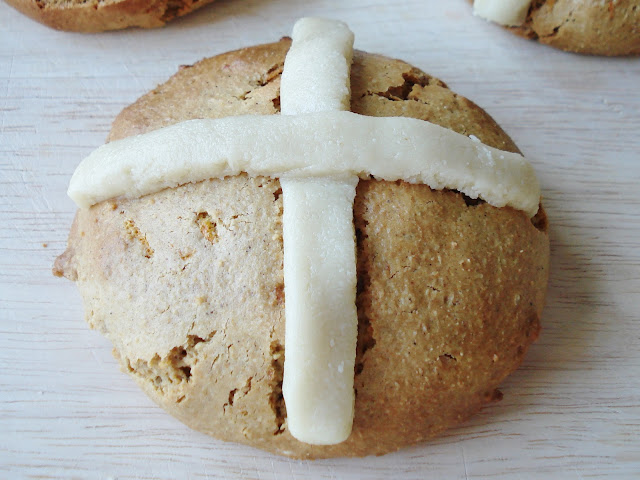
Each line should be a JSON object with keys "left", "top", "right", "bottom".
{"left": 1, "top": 0, "right": 639, "bottom": 477}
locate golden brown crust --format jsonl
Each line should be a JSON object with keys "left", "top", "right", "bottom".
{"left": 476, "top": 0, "right": 640, "bottom": 56}
{"left": 55, "top": 39, "right": 550, "bottom": 458}
{"left": 4, "top": 0, "right": 216, "bottom": 32}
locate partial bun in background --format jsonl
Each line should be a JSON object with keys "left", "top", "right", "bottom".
{"left": 473, "top": 0, "right": 640, "bottom": 56}
{"left": 4, "top": 0, "right": 217, "bottom": 32}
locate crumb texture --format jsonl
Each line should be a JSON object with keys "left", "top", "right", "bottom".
{"left": 55, "top": 41, "right": 550, "bottom": 458}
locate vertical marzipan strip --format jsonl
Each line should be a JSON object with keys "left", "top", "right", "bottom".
{"left": 280, "top": 17, "right": 358, "bottom": 445}
{"left": 280, "top": 18, "right": 354, "bottom": 114}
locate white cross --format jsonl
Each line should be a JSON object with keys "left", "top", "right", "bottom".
{"left": 279, "top": 18, "right": 359, "bottom": 445}
{"left": 67, "top": 18, "right": 539, "bottom": 446}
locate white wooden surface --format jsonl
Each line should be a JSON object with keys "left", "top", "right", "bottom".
{"left": 1, "top": 0, "right": 639, "bottom": 478}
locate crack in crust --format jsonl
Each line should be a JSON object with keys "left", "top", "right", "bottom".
{"left": 369, "top": 70, "right": 447, "bottom": 102}
{"left": 267, "top": 340, "right": 286, "bottom": 435}
{"left": 236, "top": 62, "right": 285, "bottom": 101}
{"left": 195, "top": 211, "right": 218, "bottom": 244}
{"left": 124, "top": 219, "right": 154, "bottom": 258}
{"left": 253, "top": 62, "right": 285, "bottom": 88}
{"left": 224, "top": 377, "right": 253, "bottom": 412}
{"left": 123, "top": 331, "right": 216, "bottom": 400}
{"left": 354, "top": 196, "right": 376, "bottom": 378}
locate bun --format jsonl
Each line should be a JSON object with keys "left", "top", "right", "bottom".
{"left": 54, "top": 39, "right": 550, "bottom": 458}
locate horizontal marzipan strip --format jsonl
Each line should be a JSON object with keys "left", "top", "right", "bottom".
{"left": 68, "top": 110, "right": 540, "bottom": 217}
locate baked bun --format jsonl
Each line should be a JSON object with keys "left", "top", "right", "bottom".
{"left": 54, "top": 38, "right": 550, "bottom": 458}
{"left": 5, "top": 0, "right": 216, "bottom": 32}
{"left": 475, "top": 0, "right": 640, "bottom": 56}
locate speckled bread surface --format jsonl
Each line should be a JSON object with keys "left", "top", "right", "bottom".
{"left": 483, "top": 0, "right": 640, "bottom": 55}
{"left": 4, "top": 0, "right": 216, "bottom": 32}
{"left": 54, "top": 38, "right": 550, "bottom": 459}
